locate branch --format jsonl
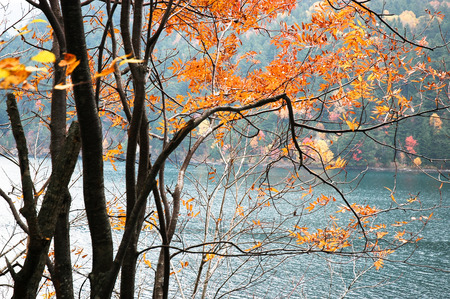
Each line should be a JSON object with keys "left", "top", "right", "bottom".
{"left": 347, "top": 0, "right": 434, "bottom": 50}
{"left": 0, "top": 188, "right": 29, "bottom": 234}
{"left": 144, "top": 0, "right": 176, "bottom": 62}
{"left": 10, "top": 121, "right": 80, "bottom": 298}
{"left": 38, "top": 0, "right": 66, "bottom": 52}
{"left": 37, "top": 121, "right": 81, "bottom": 239}
{"left": 6, "top": 93, "right": 40, "bottom": 239}
{"left": 294, "top": 105, "right": 450, "bottom": 134}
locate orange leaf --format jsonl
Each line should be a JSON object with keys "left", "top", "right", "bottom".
{"left": 390, "top": 194, "right": 396, "bottom": 203}
{"left": 59, "top": 53, "right": 80, "bottom": 76}
{"left": 66, "top": 60, "right": 80, "bottom": 76}
{"left": 376, "top": 231, "right": 388, "bottom": 239}
{"left": 374, "top": 258, "right": 384, "bottom": 270}
{"left": 94, "top": 66, "right": 115, "bottom": 78}
{"left": 0, "top": 57, "right": 20, "bottom": 69}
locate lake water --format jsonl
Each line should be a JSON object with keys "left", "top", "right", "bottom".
{"left": 0, "top": 157, "right": 448, "bottom": 298}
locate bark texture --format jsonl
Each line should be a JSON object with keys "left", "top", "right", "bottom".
{"left": 7, "top": 93, "right": 81, "bottom": 298}
{"left": 60, "top": 1, "right": 113, "bottom": 297}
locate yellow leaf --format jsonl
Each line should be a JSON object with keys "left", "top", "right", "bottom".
{"left": 54, "top": 83, "right": 73, "bottom": 90}
{"left": 17, "top": 30, "right": 31, "bottom": 36}
{"left": 306, "top": 203, "right": 315, "bottom": 212}
{"left": 0, "top": 68, "right": 31, "bottom": 88}
{"left": 204, "top": 253, "right": 215, "bottom": 261}
{"left": 376, "top": 231, "right": 388, "bottom": 239}
{"left": 94, "top": 55, "right": 129, "bottom": 78}
{"left": 66, "top": 60, "right": 80, "bottom": 76}
{"left": 30, "top": 19, "right": 48, "bottom": 24}
{"left": 413, "top": 157, "right": 422, "bottom": 166}
{"left": 0, "top": 69, "right": 9, "bottom": 79}
{"left": 326, "top": 157, "right": 347, "bottom": 170}
{"left": 12, "top": 70, "right": 30, "bottom": 82}
{"left": 32, "top": 50, "right": 56, "bottom": 63}
{"left": 346, "top": 120, "right": 358, "bottom": 131}
{"left": 119, "top": 58, "right": 143, "bottom": 66}
{"left": 245, "top": 242, "right": 262, "bottom": 252}
{"left": 144, "top": 259, "right": 152, "bottom": 268}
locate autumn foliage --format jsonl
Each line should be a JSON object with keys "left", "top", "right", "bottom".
{"left": 0, "top": 0, "right": 448, "bottom": 298}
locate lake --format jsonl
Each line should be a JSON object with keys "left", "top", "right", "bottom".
{"left": 0, "top": 157, "right": 448, "bottom": 298}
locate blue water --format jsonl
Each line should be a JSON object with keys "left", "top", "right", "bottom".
{"left": 123, "top": 163, "right": 449, "bottom": 298}
{"left": 0, "top": 158, "right": 448, "bottom": 298}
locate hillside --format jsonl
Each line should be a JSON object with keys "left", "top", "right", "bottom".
{"left": 0, "top": 0, "right": 449, "bottom": 169}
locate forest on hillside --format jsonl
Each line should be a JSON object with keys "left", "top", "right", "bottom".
{"left": 0, "top": 0, "right": 449, "bottom": 169}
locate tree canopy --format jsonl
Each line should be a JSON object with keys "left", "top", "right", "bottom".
{"left": 0, "top": 0, "right": 448, "bottom": 298}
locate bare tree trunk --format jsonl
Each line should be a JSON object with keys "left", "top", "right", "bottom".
{"left": 53, "top": 190, "right": 73, "bottom": 299}
{"left": 7, "top": 93, "right": 81, "bottom": 298}
{"left": 48, "top": 1, "right": 74, "bottom": 296}
{"left": 121, "top": 118, "right": 149, "bottom": 298}
{"left": 151, "top": 192, "right": 170, "bottom": 299}
{"left": 119, "top": 0, "right": 150, "bottom": 296}
{"left": 7, "top": 93, "right": 45, "bottom": 298}
{"left": 60, "top": 1, "right": 113, "bottom": 297}
{"left": 153, "top": 248, "right": 168, "bottom": 299}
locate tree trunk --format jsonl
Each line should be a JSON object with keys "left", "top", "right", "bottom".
{"left": 60, "top": 1, "right": 113, "bottom": 297}
{"left": 48, "top": 2, "right": 74, "bottom": 296}
{"left": 7, "top": 96, "right": 81, "bottom": 298}
{"left": 121, "top": 118, "right": 149, "bottom": 298}
{"left": 7, "top": 94, "right": 45, "bottom": 298}
{"left": 53, "top": 190, "right": 73, "bottom": 299}
{"left": 119, "top": 0, "right": 150, "bottom": 295}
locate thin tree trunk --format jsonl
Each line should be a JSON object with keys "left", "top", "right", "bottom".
{"left": 119, "top": 0, "right": 150, "bottom": 296}
{"left": 53, "top": 190, "right": 73, "bottom": 299}
{"left": 48, "top": 2, "right": 74, "bottom": 295}
{"left": 7, "top": 95, "right": 81, "bottom": 298}
{"left": 7, "top": 93, "right": 43, "bottom": 298}
{"left": 121, "top": 118, "right": 149, "bottom": 298}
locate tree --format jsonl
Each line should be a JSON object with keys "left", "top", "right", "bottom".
{"left": 0, "top": 0, "right": 448, "bottom": 298}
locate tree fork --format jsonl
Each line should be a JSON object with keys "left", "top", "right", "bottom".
{"left": 6, "top": 94, "right": 81, "bottom": 298}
